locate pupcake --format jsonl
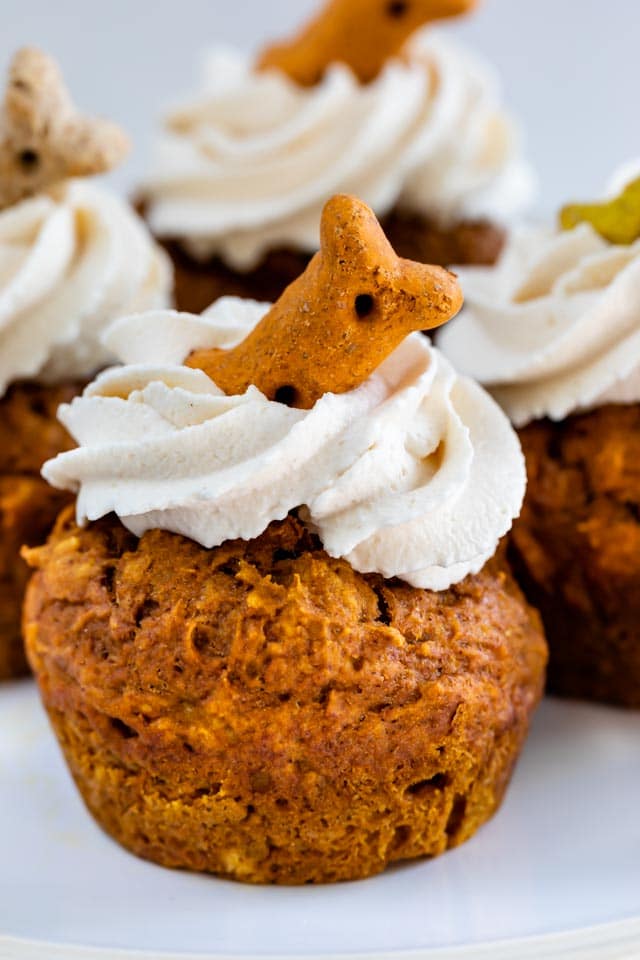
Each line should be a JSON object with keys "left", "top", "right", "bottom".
{"left": 141, "top": 0, "right": 535, "bottom": 313}
{"left": 439, "top": 169, "right": 640, "bottom": 707}
{"left": 24, "top": 196, "right": 546, "bottom": 884}
{"left": 0, "top": 48, "right": 171, "bottom": 678}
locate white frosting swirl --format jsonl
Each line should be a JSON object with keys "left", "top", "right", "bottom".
{"left": 43, "top": 298, "right": 525, "bottom": 590}
{"left": 439, "top": 223, "right": 640, "bottom": 426}
{"left": 145, "top": 32, "right": 535, "bottom": 270}
{"left": 0, "top": 179, "right": 172, "bottom": 397}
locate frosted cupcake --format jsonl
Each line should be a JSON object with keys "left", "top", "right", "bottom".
{"left": 0, "top": 48, "right": 171, "bottom": 678}
{"left": 141, "top": 0, "right": 535, "bottom": 313}
{"left": 439, "top": 169, "right": 640, "bottom": 707}
{"left": 24, "top": 196, "right": 545, "bottom": 884}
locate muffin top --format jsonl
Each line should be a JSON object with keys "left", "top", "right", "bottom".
{"left": 0, "top": 48, "right": 172, "bottom": 397}
{"left": 143, "top": 0, "right": 534, "bottom": 270}
{"left": 43, "top": 195, "right": 525, "bottom": 591}
{"left": 439, "top": 165, "right": 640, "bottom": 426}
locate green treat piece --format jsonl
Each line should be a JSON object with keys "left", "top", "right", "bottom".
{"left": 559, "top": 176, "right": 640, "bottom": 245}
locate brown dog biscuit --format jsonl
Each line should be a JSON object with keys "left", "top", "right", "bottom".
{"left": 0, "top": 48, "right": 129, "bottom": 210}
{"left": 187, "top": 194, "right": 463, "bottom": 408}
{"left": 258, "top": 0, "right": 476, "bottom": 86}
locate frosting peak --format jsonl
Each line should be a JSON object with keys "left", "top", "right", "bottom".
{"left": 0, "top": 180, "right": 172, "bottom": 396}
{"left": 439, "top": 222, "right": 640, "bottom": 426}
{"left": 43, "top": 299, "right": 525, "bottom": 590}
{"left": 145, "top": 32, "right": 535, "bottom": 269}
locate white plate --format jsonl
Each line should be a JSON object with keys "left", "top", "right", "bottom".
{"left": 0, "top": 681, "right": 639, "bottom": 960}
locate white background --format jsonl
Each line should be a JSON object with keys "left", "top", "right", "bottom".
{"left": 2, "top": 0, "right": 640, "bottom": 216}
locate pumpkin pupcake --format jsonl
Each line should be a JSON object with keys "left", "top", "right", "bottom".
{"left": 439, "top": 168, "right": 640, "bottom": 707}
{"left": 142, "top": 0, "right": 534, "bottom": 313}
{"left": 25, "top": 196, "right": 546, "bottom": 883}
{"left": 0, "top": 48, "right": 171, "bottom": 678}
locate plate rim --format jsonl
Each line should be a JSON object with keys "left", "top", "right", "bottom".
{"left": 1, "top": 916, "right": 639, "bottom": 960}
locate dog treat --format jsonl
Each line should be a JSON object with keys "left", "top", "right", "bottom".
{"left": 0, "top": 47, "right": 129, "bottom": 210}
{"left": 560, "top": 176, "right": 640, "bottom": 245}
{"left": 24, "top": 510, "right": 546, "bottom": 884}
{"left": 187, "top": 194, "right": 463, "bottom": 408}
{"left": 258, "top": 0, "right": 476, "bottom": 85}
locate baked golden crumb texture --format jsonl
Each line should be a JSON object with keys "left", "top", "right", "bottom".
{"left": 511, "top": 403, "right": 640, "bottom": 707}
{"left": 24, "top": 510, "right": 546, "bottom": 884}
{"left": 156, "top": 210, "right": 504, "bottom": 315}
{"left": 0, "top": 381, "right": 77, "bottom": 679}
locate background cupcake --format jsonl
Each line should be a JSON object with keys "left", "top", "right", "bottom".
{"left": 141, "top": 0, "right": 535, "bottom": 312}
{"left": 25, "top": 197, "right": 545, "bottom": 884}
{"left": 0, "top": 48, "right": 172, "bottom": 678}
{"left": 439, "top": 167, "right": 640, "bottom": 707}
